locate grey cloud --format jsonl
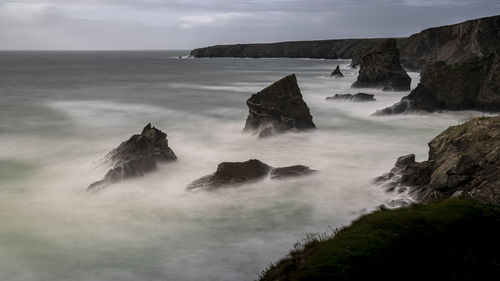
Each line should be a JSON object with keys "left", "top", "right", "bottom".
{"left": 0, "top": 0, "right": 498, "bottom": 50}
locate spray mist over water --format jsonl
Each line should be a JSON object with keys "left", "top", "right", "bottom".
{"left": 0, "top": 51, "right": 487, "bottom": 281}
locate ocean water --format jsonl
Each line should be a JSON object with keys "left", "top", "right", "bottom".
{"left": 0, "top": 51, "right": 486, "bottom": 281}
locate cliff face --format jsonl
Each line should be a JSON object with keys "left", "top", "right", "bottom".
{"left": 190, "top": 15, "right": 500, "bottom": 71}
{"left": 190, "top": 38, "right": 404, "bottom": 60}
{"left": 400, "top": 15, "right": 500, "bottom": 70}
{"left": 375, "top": 50, "right": 500, "bottom": 114}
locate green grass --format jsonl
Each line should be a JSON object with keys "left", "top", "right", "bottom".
{"left": 259, "top": 199, "right": 500, "bottom": 281}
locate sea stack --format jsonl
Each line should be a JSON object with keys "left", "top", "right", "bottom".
{"left": 244, "top": 74, "right": 316, "bottom": 138}
{"left": 88, "top": 123, "right": 177, "bottom": 191}
{"left": 330, "top": 65, "right": 344, "bottom": 77}
{"left": 352, "top": 39, "right": 411, "bottom": 91}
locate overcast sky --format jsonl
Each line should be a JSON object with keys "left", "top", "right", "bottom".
{"left": 0, "top": 0, "right": 498, "bottom": 50}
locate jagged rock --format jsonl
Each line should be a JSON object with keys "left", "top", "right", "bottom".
{"left": 244, "top": 74, "right": 316, "bottom": 137}
{"left": 187, "top": 159, "right": 316, "bottom": 190}
{"left": 351, "top": 39, "right": 411, "bottom": 91}
{"left": 88, "top": 123, "right": 177, "bottom": 191}
{"left": 374, "top": 116, "right": 500, "bottom": 205}
{"left": 330, "top": 65, "right": 344, "bottom": 77}
{"left": 326, "top": 93, "right": 375, "bottom": 102}
{"left": 375, "top": 52, "right": 500, "bottom": 115}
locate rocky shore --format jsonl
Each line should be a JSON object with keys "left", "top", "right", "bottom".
{"left": 376, "top": 51, "right": 500, "bottom": 114}
{"left": 374, "top": 116, "right": 500, "bottom": 205}
{"left": 258, "top": 115, "right": 500, "bottom": 280}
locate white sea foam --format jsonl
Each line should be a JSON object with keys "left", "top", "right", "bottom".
{"left": 0, "top": 52, "right": 488, "bottom": 281}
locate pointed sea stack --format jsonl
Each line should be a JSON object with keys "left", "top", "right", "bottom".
{"left": 244, "top": 74, "right": 316, "bottom": 138}
{"left": 88, "top": 123, "right": 177, "bottom": 191}
{"left": 352, "top": 39, "right": 411, "bottom": 91}
{"left": 330, "top": 65, "right": 344, "bottom": 77}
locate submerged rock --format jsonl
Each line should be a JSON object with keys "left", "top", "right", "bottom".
{"left": 326, "top": 93, "right": 375, "bottom": 102}
{"left": 330, "top": 65, "right": 344, "bottom": 78}
{"left": 244, "top": 74, "right": 316, "bottom": 137}
{"left": 374, "top": 116, "right": 500, "bottom": 205}
{"left": 88, "top": 123, "right": 177, "bottom": 191}
{"left": 351, "top": 39, "right": 411, "bottom": 91}
{"left": 375, "top": 53, "right": 500, "bottom": 115}
{"left": 187, "top": 159, "right": 316, "bottom": 190}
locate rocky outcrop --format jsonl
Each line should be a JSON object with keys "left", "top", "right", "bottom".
{"left": 187, "top": 159, "right": 316, "bottom": 190}
{"left": 326, "top": 93, "right": 375, "bottom": 102}
{"left": 374, "top": 116, "right": 500, "bottom": 205}
{"left": 88, "top": 123, "right": 177, "bottom": 191}
{"left": 190, "top": 38, "right": 403, "bottom": 60}
{"left": 400, "top": 15, "right": 500, "bottom": 70}
{"left": 375, "top": 52, "right": 500, "bottom": 115}
{"left": 244, "top": 74, "right": 316, "bottom": 138}
{"left": 330, "top": 65, "right": 343, "bottom": 78}
{"left": 351, "top": 39, "right": 411, "bottom": 91}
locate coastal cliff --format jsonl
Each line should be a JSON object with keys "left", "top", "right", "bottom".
{"left": 190, "top": 15, "right": 500, "bottom": 71}
{"left": 399, "top": 15, "right": 500, "bottom": 70}
{"left": 190, "top": 38, "right": 404, "bottom": 60}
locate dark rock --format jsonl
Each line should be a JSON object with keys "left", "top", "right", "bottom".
{"left": 351, "top": 39, "right": 411, "bottom": 91}
{"left": 88, "top": 123, "right": 177, "bottom": 191}
{"left": 187, "top": 159, "right": 316, "bottom": 190}
{"left": 326, "top": 93, "right": 375, "bottom": 102}
{"left": 330, "top": 65, "right": 344, "bottom": 78}
{"left": 395, "top": 154, "right": 416, "bottom": 168}
{"left": 375, "top": 52, "right": 500, "bottom": 114}
{"left": 244, "top": 74, "right": 316, "bottom": 137}
{"left": 374, "top": 116, "right": 500, "bottom": 205}
{"left": 270, "top": 165, "right": 316, "bottom": 179}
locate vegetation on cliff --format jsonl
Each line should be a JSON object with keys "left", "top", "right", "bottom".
{"left": 259, "top": 199, "right": 500, "bottom": 281}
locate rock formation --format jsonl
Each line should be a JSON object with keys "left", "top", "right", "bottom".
{"left": 374, "top": 116, "right": 500, "bottom": 205}
{"left": 88, "top": 123, "right": 177, "bottom": 191}
{"left": 351, "top": 39, "right": 411, "bottom": 91}
{"left": 187, "top": 159, "right": 316, "bottom": 190}
{"left": 399, "top": 15, "right": 500, "bottom": 70}
{"left": 330, "top": 65, "right": 343, "bottom": 78}
{"left": 326, "top": 93, "right": 375, "bottom": 102}
{"left": 244, "top": 74, "right": 316, "bottom": 138}
{"left": 375, "top": 51, "right": 500, "bottom": 115}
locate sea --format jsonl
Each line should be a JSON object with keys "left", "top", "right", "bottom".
{"left": 0, "top": 50, "right": 485, "bottom": 281}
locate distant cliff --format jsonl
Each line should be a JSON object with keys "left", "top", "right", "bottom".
{"left": 190, "top": 38, "right": 404, "bottom": 60}
{"left": 190, "top": 15, "right": 500, "bottom": 71}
